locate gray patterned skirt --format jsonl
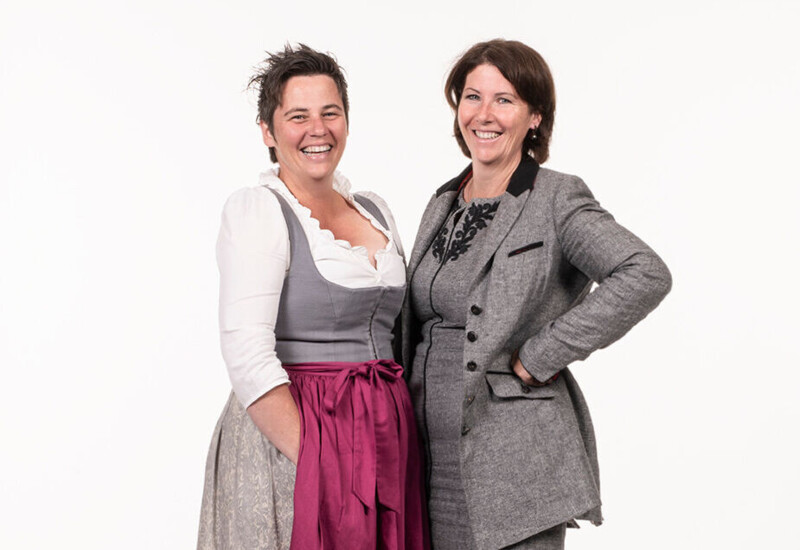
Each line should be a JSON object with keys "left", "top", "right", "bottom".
{"left": 197, "top": 391, "right": 297, "bottom": 550}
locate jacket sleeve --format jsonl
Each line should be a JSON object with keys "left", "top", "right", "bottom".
{"left": 518, "top": 175, "right": 672, "bottom": 382}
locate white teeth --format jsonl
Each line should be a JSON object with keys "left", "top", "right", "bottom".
{"left": 475, "top": 130, "right": 501, "bottom": 139}
{"left": 302, "top": 145, "right": 332, "bottom": 153}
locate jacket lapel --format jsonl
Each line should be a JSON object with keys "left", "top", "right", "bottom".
{"left": 408, "top": 157, "right": 539, "bottom": 286}
{"left": 465, "top": 191, "right": 529, "bottom": 290}
{"left": 407, "top": 191, "right": 457, "bottom": 276}
{"left": 466, "top": 158, "right": 540, "bottom": 289}
{"left": 402, "top": 158, "right": 539, "bottom": 367}
{"left": 407, "top": 164, "right": 472, "bottom": 277}
{"left": 403, "top": 182, "right": 461, "bottom": 370}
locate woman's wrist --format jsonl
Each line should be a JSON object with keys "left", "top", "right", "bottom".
{"left": 246, "top": 384, "right": 301, "bottom": 464}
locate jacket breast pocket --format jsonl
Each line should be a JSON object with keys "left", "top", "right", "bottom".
{"left": 485, "top": 372, "right": 558, "bottom": 400}
{"left": 507, "top": 241, "right": 543, "bottom": 257}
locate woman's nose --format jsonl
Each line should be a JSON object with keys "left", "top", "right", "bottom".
{"left": 309, "top": 115, "right": 327, "bottom": 135}
{"left": 476, "top": 102, "right": 494, "bottom": 123}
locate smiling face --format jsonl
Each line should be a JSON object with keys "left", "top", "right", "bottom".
{"left": 260, "top": 74, "right": 347, "bottom": 189}
{"left": 457, "top": 64, "right": 541, "bottom": 170}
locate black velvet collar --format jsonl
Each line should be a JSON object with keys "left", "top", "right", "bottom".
{"left": 435, "top": 155, "right": 540, "bottom": 198}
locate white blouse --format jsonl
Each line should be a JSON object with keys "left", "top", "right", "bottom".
{"left": 217, "top": 169, "right": 406, "bottom": 408}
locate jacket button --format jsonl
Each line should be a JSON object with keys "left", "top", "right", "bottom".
{"left": 467, "top": 331, "right": 477, "bottom": 342}
{"left": 461, "top": 425, "right": 471, "bottom": 436}
{"left": 466, "top": 361, "right": 477, "bottom": 371}
{"left": 520, "top": 383, "right": 531, "bottom": 393}
{"left": 470, "top": 304, "right": 482, "bottom": 315}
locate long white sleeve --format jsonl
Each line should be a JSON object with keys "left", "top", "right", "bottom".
{"left": 217, "top": 187, "right": 290, "bottom": 408}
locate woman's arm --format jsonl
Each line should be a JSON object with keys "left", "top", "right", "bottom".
{"left": 217, "top": 187, "right": 300, "bottom": 462}
{"left": 517, "top": 175, "right": 672, "bottom": 383}
{"left": 246, "top": 384, "right": 301, "bottom": 464}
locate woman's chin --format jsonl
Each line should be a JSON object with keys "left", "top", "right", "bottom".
{"left": 470, "top": 152, "right": 505, "bottom": 167}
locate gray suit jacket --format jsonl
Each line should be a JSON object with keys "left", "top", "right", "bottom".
{"left": 402, "top": 158, "right": 671, "bottom": 550}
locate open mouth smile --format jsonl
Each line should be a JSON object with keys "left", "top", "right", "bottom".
{"left": 301, "top": 144, "right": 333, "bottom": 158}
{"left": 472, "top": 130, "right": 501, "bottom": 140}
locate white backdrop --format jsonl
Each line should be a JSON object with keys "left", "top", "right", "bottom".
{"left": 2, "top": 1, "right": 799, "bottom": 548}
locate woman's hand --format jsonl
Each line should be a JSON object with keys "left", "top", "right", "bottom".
{"left": 511, "top": 350, "right": 558, "bottom": 387}
{"left": 246, "top": 384, "right": 301, "bottom": 465}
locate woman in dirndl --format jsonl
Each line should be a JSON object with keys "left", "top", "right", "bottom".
{"left": 197, "top": 44, "right": 429, "bottom": 550}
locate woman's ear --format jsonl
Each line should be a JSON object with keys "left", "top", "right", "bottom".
{"left": 530, "top": 112, "right": 542, "bottom": 131}
{"left": 259, "top": 120, "right": 276, "bottom": 147}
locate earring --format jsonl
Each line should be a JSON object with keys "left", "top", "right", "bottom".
{"left": 530, "top": 127, "right": 538, "bottom": 140}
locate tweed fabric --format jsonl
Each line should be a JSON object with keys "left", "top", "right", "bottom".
{"left": 403, "top": 158, "right": 672, "bottom": 550}
{"left": 502, "top": 524, "right": 566, "bottom": 550}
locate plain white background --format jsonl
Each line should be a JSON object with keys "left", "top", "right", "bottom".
{"left": 2, "top": 0, "right": 799, "bottom": 548}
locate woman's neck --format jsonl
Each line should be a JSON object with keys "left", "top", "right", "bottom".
{"left": 466, "top": 153, "right": 522, "bottom": 201}
{"left": 278, "top": 170, "right": 341, "bottom": 211}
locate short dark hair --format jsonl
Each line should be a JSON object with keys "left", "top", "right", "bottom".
{"left": 248, "top": 44, "right": 349, "bottom": 163}
{"left": 445, "top": 39, "right": 556, "bottom": 163}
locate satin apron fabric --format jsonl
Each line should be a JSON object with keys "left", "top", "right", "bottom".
{"left": 285, "top": 360, "right": 429, "bottom": 550}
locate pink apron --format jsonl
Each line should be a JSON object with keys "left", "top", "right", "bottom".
{"left": 286, "top": 360, "right": 430, "bottom": 550}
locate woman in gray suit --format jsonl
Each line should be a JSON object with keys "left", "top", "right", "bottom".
{"left": 404, "top": 39, "right": 672, "bottom": 549}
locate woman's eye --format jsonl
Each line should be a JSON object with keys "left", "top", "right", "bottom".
{"left": 291, "top": 115, "right": 306, "bottom": 121}
{"left": 464, "top": 93, "right": 480, "bottom": 101}
{"left": 498, "top": 97, "right": 511, "bottom": 104}
{"left": 323, "top": 112, "right": 338, "bottom": 118}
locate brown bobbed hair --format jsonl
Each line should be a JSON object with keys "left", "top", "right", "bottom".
{"left": 249, "top": 43, "right": 349, "bottom": 163}
{"left": 445, "top": 39, "right": 556, "bottom": 163}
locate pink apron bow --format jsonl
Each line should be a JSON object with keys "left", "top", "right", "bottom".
{"left": 322, "top": 359, "right": 404, "bottom": 513}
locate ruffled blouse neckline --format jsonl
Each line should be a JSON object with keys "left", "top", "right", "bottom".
{"left": 258, "top": 169, "right": 394, "bottom": 260}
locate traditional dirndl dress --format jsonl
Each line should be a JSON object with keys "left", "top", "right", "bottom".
{"left": 198, "top": 189, "right": 429, "bottom": 549}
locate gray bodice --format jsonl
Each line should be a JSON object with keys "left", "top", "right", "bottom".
{"left": 267, "top": 188, "right": 405, "bottom": 364}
